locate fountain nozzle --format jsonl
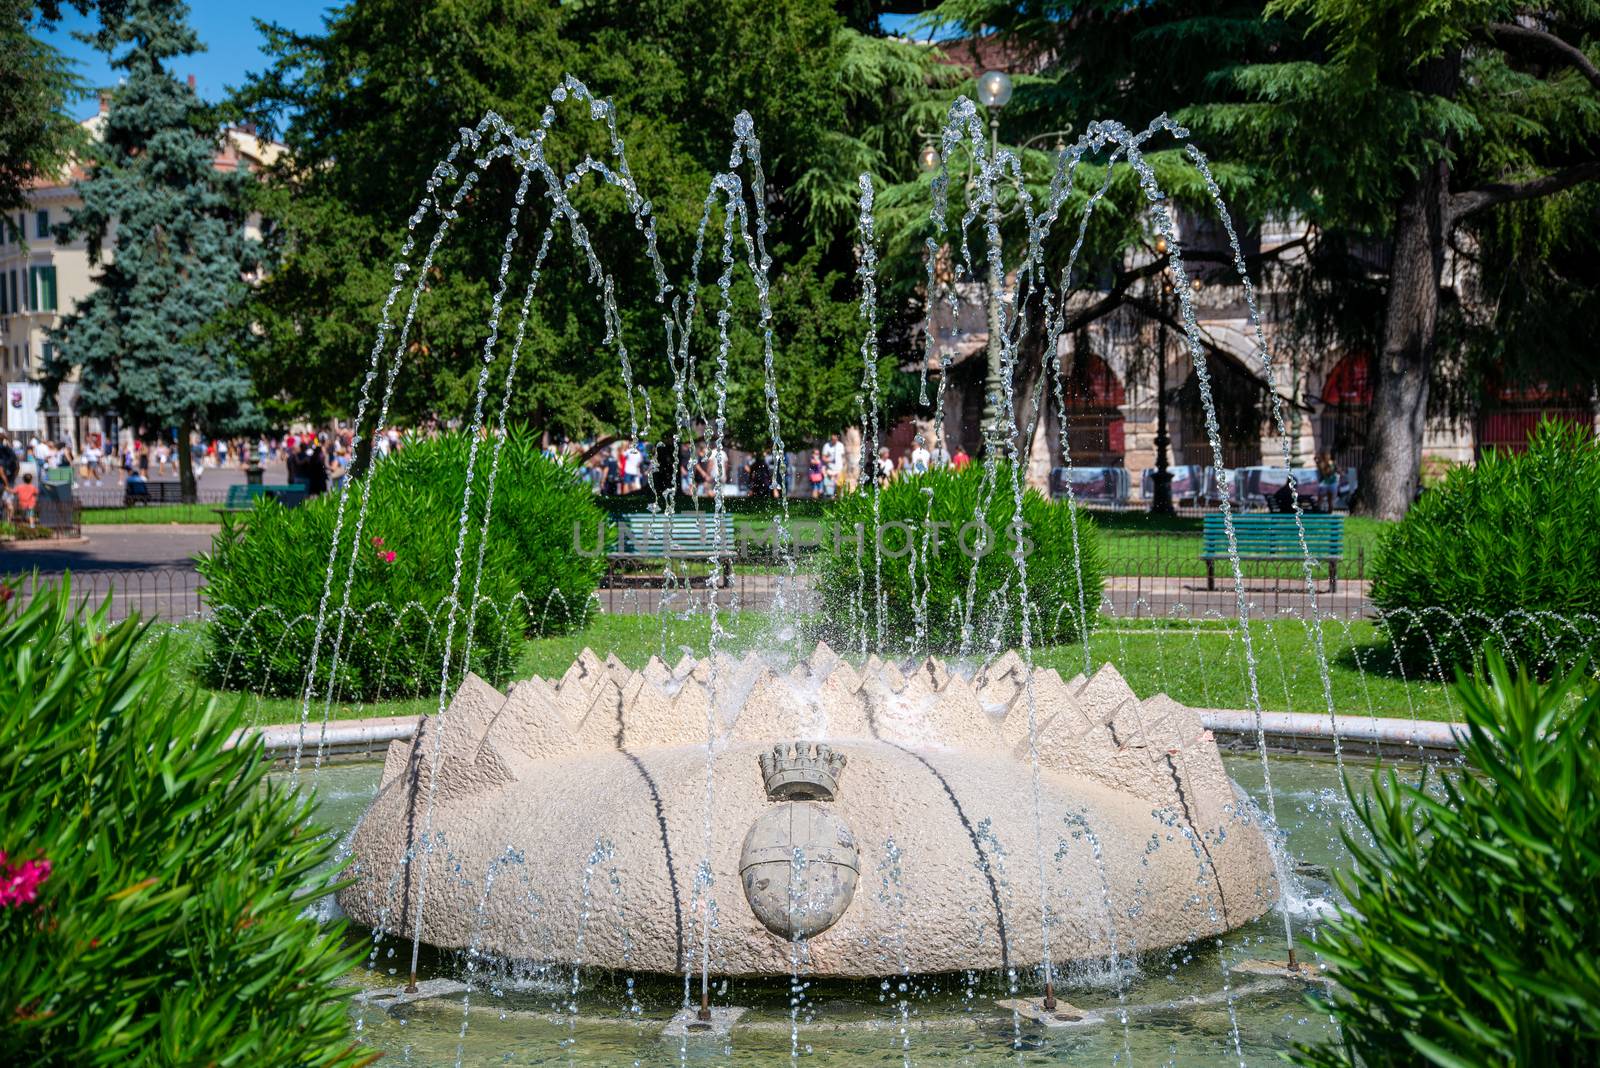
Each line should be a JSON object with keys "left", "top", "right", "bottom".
{"left": 1042, "top": 981, "right": 1057, "bottom": 1012}
{"left": 405, "top": 970, "right": 419, "bottom": 994}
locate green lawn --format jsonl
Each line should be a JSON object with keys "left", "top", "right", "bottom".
{"left": 80, "top": 504, "right": 226, "bottom": 525}
{"left": 164, "top": 608, "right": 1453, "bottom": 730}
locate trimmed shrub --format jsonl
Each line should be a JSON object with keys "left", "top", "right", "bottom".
{"left": 812, "top": 463, "right": 1105, "bottom": 655}
{"left": 1370, "top": 419, "right": 1600, "bottom": 675}
{"left": 0, "top": 582, "right": 363, "bottom": 1064}
{"left": 197, "top": 428, "right": 603, "bottom": 699}
{"left": 1292, "top": 654, "right": 1600, "bottom": 1068}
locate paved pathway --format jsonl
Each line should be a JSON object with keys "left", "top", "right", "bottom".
{"left": 1, "top": 524, "right": 215, "bottom": 573}
{"left": 1102, "top": 574, "right": 1374, "bottom": 620}
{"left": 69, "top": 458, "right": 296, "bottom": 507}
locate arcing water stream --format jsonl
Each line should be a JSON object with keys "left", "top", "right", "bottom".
{"left": 187, "top": 79, "right": 1600, "bottom": 1064}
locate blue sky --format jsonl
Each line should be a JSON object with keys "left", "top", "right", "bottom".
{"left": 41, "top": 3, "right": 940, "bottom": 117}
{"left": 40, "top": 0, "right": 339, "bottom": 114}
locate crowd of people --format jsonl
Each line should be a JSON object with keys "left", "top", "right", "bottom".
{"left": 0, "top": 424, "right": 429, "bottom": 514}
{"left": 1, "top": 420, "right": 982, "bottom": 523}
{"left": 566, "top": 432, "right": 974, "bottom": 499}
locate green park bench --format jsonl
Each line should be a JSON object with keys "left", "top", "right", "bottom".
{"left": 124, "top": 480, "right": 186, "bottom": 506}
{"left": 608, "top": 512, "right": 735, "bottom": 561}
{"left": 219, "top": 483, "right": 309, "bottom": 513}
{"left": 1200, "top": 513, "right": 1344, "bottom": 592}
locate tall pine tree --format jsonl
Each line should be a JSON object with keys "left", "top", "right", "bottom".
{"left": 45, "top": 0, "right": 258, "bottom": 501}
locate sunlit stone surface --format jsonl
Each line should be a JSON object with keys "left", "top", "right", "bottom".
{"left": 339, "top": 644, "right": 1279, "bottom": 977}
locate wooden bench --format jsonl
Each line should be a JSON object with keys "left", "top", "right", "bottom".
{"left": 218, "top": 483, "right": 309, "bottom": 513}
{"left": 123, "top": 480, "right": 186, "bottom": 506}
{"left": 609, "top": 512, "right": 735, "bottom": 560}
{"left": 1201, "top": 513, "right": 1344, "bottom": 591}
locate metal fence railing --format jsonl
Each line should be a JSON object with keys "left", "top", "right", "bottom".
{"left": 6, "top": 548, "right": 1375, "bottom": 626}
{"left": 9, "top": 567, "right": 207, "bottom": 623}
{"left": 74, "top": 486, "right": 232, "bottom": 509}
{"left": 1099, "top": 543, "right": 1369, "bottom": 620}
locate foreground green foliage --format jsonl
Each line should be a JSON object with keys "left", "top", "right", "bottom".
{"left": 813, "top": 464, "right": 1105, "bottom": 654}
{"left": 0, "top": 584, "right": 363, "bottom": 1065}
{"left": 1370, "top": 420, "right": 1600, "bottom": 674}
{"left": 1294, "top": 654, "right": 1600, "bottom": 1067}
{"left": 198, "top": 429, "right": 601, "bottom": 699}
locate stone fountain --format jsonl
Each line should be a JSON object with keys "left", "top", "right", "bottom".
{"left": 339, "top": 643, "right": 1279, "bottom": 979}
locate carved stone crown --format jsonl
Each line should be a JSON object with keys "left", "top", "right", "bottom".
{"left": 759, "top": 741, "right": 847, "bottom": 802}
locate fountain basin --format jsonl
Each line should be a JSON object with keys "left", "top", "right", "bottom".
{"left": 339, "top": 646, "right": 1280, "bottom": 976}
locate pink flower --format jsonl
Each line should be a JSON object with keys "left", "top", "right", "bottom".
{"left": 370, "top": 536, "right": 384, "bottom": 548}
{"left": 0, "top": 851, "right": 51, "bottom": 908}
{"left": 381, "top": 550, "right": 397, "bottom": 563}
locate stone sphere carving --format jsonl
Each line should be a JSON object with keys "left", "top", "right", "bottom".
{"left": 739, "top": 801, "right": 859, "bottom": 941}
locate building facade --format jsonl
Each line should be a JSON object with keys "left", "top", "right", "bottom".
{"left": 918, "top": 210, "right": 1599, "bottom": 504}
{"left": 0, "top": 97, "right": 282, "bottom": 449}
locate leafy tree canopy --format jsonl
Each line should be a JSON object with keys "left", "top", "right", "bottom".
{"left": 231, "top": 0, "right": 950, "bottom": 452}
{"left": 0, "top": 1, "right": 88, "bottom": 236}
{"left": 916, "top": 1, "right": 1600, "bottom": 517}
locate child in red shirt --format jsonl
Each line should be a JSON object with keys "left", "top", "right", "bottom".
{"left": 14, "top": 473, "right": 37, "bottom": 525}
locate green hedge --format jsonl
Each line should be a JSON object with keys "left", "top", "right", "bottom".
{"left": 812, "top": 463, "right": 1105, "bottom": 655}
{"left": 0, "top": 582, "right": 362, "bottom": 1065}
{"left": 198, "top": 429, "right": 603, "bottom": 700}
{"left": 1370, "top": 420, "right": 1600, "bottom": 674}
{"left": 1293, "top": 655, "right": 1600, "bottom": 1067}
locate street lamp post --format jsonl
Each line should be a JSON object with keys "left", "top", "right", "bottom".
{"left": 1150, "top": 237, "right": 1175, "bottom": 516}
{"left": 975, "top": 70, "right": 1012, "bottom": 456}
{"left": 1152, "top": 321, "right": 1174, "bottom": 515}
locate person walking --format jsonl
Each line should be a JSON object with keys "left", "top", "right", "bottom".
{"left": 601, "top": 448, "right": 621, "bottom": 496}
{"left": 875, "top": 446, "right": 895, "bottom": 485}
{"left": 822, "top": 433, "right": 845, "bottom": 498}
{"left": 693, "top": 446, "right": 712, "bottom": 498}
{"left": 951, "top": 445, "right": 971, "bottom": 471}
{"left": 14, "top": 472, "right": 37, "bottom": 527}
{"left": 0, "top": 438, "right": 17, "bottom": 523}
{"left": 296, "top": 434, "right": 329, "bottom": 496}
{"left": 748, "top": 452, "right": 773, "bottom": 499}
{"left": 1316, "top": 452, "right": 1339, "bottom": 513}
{"left": 806, "top": 449, "right": 825, "bottom": 498}
{"left": 910, "top": 439, "right": 931, "bottom": 476}
{"left": 82, "top": 438, "right": 103, "bottom": 482}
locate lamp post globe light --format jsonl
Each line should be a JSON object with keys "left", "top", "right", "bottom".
{"left": 976, "top": 70, "right": 1011, "bottom": 455}
{"left": 917, "top": 142, "right": 941, "bottom": 174}
{"left": 976, "top": 70, "right": 1013, "bottom": 109}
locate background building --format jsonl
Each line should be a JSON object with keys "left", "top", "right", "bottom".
{"left": 0, "top": 89, "right": 282, "bottom": 449}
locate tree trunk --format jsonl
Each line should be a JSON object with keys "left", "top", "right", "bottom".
{"left": 177, "top": 420, "right": 197, "bottom": 503}
{"left": 1006, "top": 289, "right": 1050, "bottom": 462}
{"left": 1356, "top": 54, "right": 1458, "bottom": 520}
{"left": 350, "top": 427, "right": 375, "bottom": 483}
